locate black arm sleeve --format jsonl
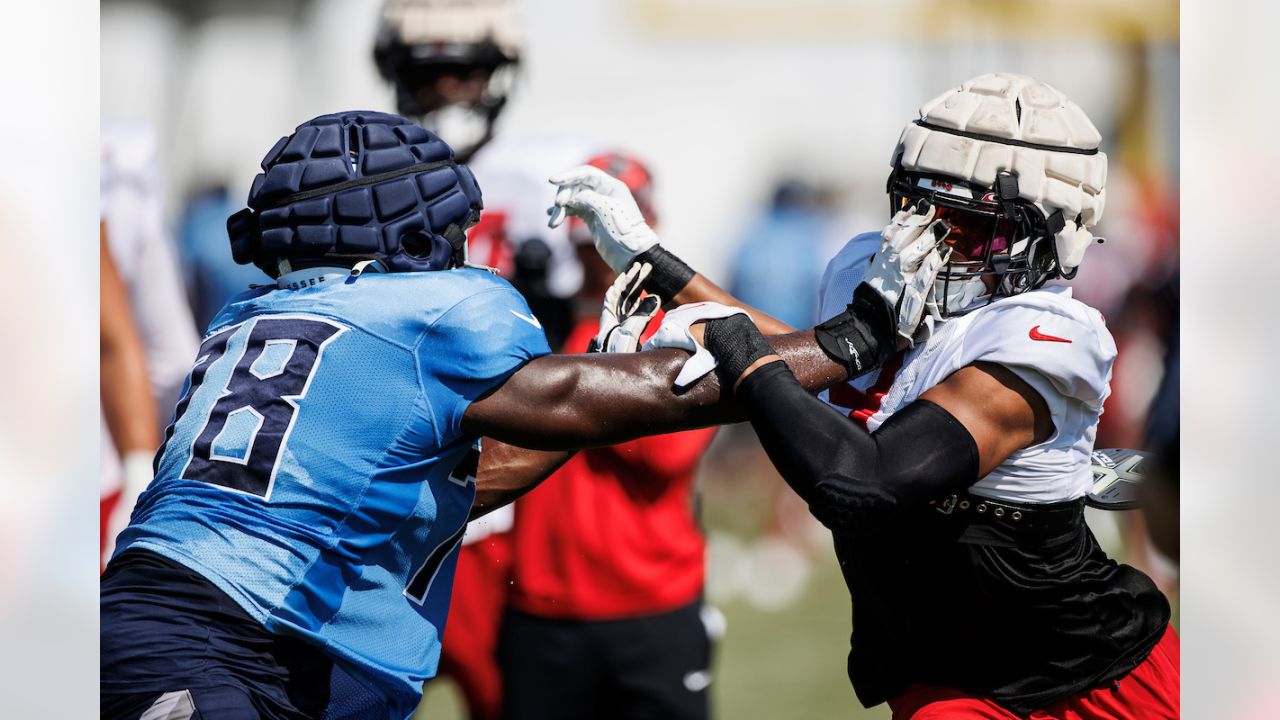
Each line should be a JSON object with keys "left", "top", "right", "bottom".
{"left": 737, "top": 360, "right": 980, "bottom": 534}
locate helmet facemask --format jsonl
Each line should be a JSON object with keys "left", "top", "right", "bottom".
{"left": 389, "top": 48, "right": 517, "bottom": 159}
{"left": 373, "top": 0, "right": 523, "bottom": 162}
{"left": 888, "top": 167, "right": 1064, "bottom": 318}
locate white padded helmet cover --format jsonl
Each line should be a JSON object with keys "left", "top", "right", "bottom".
{"left": 381, "top": 0, "right": 522, "bottom": 59}
{"left": 892, "top": 73, "right": 1108, "bottom": 271}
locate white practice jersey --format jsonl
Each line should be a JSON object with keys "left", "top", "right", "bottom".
{"left": 817, "top": 233, "right": 1116, "bottom": 504}
{"left": 467, "top": 135, "right": 606, "bottom": 299}
{"left": 101, "top": 120, "right": 200, "bottom": 495}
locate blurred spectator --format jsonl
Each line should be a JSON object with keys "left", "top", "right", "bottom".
{"left": 177, "top": 186, "right": 263, "bottom": 331}
{"left": 1142, "top": 277, "right": 1179, "bottom": 564}
{"left": 375, "top": 0, "right": 596, "bottom": 352}
{"left": 728, "top": 179, "right": 837, "bottom": 329}
{"left": 499, "top": 153, "right": 718, "bottom": 720}
{"left": 372, "top": 4, "right": 604, "bottom": 717}
{"left": 99, "top": 231, "right": 158, "bottom": 563}
{"left": 100, "top": 121, "right": 200, "bottom": 566}
{"left": 101, "top": 120, "right": 200, "bottom": 415}
{"left": 1084, "top": 174, "right": 1179, "bottom": 588}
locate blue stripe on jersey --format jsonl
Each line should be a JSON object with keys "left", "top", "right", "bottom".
{"left": 117, "top": 269, "right": 551, "bottom": 718}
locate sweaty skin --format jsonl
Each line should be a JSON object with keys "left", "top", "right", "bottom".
{"left": 467, "top": 272, "right": 1049, "bottom": 518}
{"left": 101, "top": 226, "right": 160, "bottom": 456}
{"left": 919, "top": 361, "right": 1052, "bottom": 477}
{"left": 466, "top": 330, "right": 844, "bottom": 515}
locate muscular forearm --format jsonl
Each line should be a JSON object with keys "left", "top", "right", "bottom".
{"left": 101, "top": 343, "right": 160, "bottom": 452}
{"left": 471, "top": 440, "right": 575, "bottom": 520}
{"left": 462, "top": 330, "right": 847, "bottom": 450}
{"left": 101, "top": 230, "right": 160, "bottom": 453}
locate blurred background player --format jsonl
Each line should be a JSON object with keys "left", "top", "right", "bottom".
{"left": 728, "top": 179, "right": 838, "bottom": 331}
{"left": 177, "top": 185, "right": 265, "bottom": 331}
{"left": 100, "top": 121, "right": 200, "bottom": 564}
{"left": 374, "top": 5, "right": 606, "bottom": 718}
{"left": 500, "top": 152, "right": 718, "bottom": 720}
{"left": 99, "top": 230, "right": 158, "bottom": 564}
{"left": 374, "top": 0, "right": 520, "bottom": 165}
{"left": 375, "top": 0, "right": 603, "bottom": 351}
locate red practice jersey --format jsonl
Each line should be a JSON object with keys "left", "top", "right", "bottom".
{"left": 508, "top": 317, "right": 715, "bottom": 620}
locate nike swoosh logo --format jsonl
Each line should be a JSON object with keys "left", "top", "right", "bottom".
{"left": 510, "top": 309, "right": 543, "bottom": 329}
{"left": 1029, "top": 325, "right": 1072, "bottom": 343}
{"left": 683, "top": 670, "right": 712, "bottom": 692}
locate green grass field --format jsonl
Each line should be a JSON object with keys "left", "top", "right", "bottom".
{"left": 416, "top": 544, "right": 883, "bottom": 720}
{"left": 709, "top": 547, "right": 889, "bottom": 720}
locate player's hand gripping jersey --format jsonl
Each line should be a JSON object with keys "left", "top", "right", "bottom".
{"left": 115, "top": 267, "right": 550, "bottom": 716}
{"left": 814, "top": 232, "right": 1169, "bottom": 713}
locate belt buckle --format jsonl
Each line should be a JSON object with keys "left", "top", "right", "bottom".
{"left": 936, "top": 494, "right": 959, "bottom": 515}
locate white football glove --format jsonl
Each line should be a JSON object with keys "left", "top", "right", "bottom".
{"left": 863, "top": 201, "right": 953, "bottom": 345}
{"left": 643, "top": 302, "right": 750, "bottom": 389}
{"left": 548, "top": 165, "right": 660, "bottom": 273}
{"left": 590, "top": 262, "right": 662, "bottom": 353}
{"left": 103, "top": 450, "right": 154, "bottom": 562}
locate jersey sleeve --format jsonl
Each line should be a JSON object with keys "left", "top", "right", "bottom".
{"left": 419, "top": 285, "right": 553, "bottom": 436}
{"left": 958, "top": 297, "right": 1116, "bottom": 411}
{"left": 818, "top": 232, "right": 879, "bottom": 322}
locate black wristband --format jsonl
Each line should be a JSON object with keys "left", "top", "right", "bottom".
{"left": 635, "top": 246, "right": 695, "bottom": 300}
{"left": 813, "top": 282, "right": 897, "bottom": 379}
{"left": 703, "top": 313, "right": 774, "bottom": 385}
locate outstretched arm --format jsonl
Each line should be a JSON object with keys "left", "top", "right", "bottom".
{"left": 461, "top": 330, "right": 845, "bottom": 450}
{"left": 464, "top": 331, "right": 841, "bottom": 515}
{"left": 703, "top": 315, "right": 1050, "bottom": 534}
{"left": 465, "top": 170, "right": 950, "bottom": 513}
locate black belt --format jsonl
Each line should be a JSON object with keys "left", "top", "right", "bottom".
{"left": 928, "top": 493, "right": 1086, "bottom": 534}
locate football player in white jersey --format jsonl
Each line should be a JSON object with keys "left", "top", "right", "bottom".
{"left": 553, "top": 74, "right": 1177, "bottom": 719}
{"left": 101, "top": 120, "right": 201, "bottom": 565}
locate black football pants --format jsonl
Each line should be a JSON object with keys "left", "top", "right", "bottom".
{"left": 498, "top": 602, "right": 712, "bottom": 720}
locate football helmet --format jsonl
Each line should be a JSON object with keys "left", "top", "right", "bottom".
{"left": 373, "top": 0, "right": 522, "bottom": 161}
{"left": 226, "top": 110, "right": 482, "bottom": 278}
{"left": 887, "top": 73, "right": 1108, "bottom": 316}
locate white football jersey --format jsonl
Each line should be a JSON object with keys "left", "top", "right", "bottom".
{"left": 467, "top": 135, "right": 606, "bottom": 298}
{"left": 817, "top": 233, "right": 1116, "bottom": 504}
{"left": 101, "top": 120, "right": 200, "bottom": 495}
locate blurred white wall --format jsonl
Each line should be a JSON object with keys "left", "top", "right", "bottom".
{"left": 101, "top": 0, "right": 1176, "bottom": 282}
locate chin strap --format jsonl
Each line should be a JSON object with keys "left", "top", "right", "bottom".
{"left": 443, "top": 222, "right": 470, "bottom": 269}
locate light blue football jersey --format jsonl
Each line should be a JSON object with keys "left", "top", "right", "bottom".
{"left": 116, "top": 267, "right": 550, "bottom": 719}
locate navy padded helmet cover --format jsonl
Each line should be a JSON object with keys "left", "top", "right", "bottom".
{"left": 228, "top": 110, "right": 483, "bottom": 277}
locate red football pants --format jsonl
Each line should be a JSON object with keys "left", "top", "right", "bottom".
{"left": 436, "top": 534, "right": 512, "bottom": 720}
{"left": 889, "top": 625, "right": 1179, "bottom": 720}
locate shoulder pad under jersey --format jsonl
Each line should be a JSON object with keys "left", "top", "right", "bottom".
{"left": 957, "top": 287, "right": 1115, "bottom": 409}
{"left": 818, "top": 231, "right": 881, "bottom": 322}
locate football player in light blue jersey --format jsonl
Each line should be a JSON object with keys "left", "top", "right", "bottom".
{"left": 100, "top": 111, "right": 920, "bottom": 720}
